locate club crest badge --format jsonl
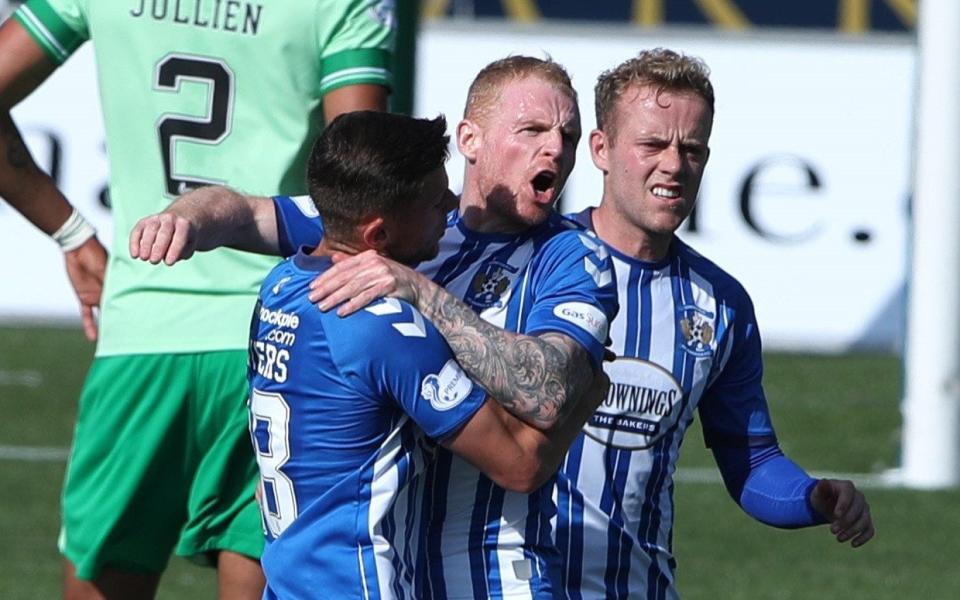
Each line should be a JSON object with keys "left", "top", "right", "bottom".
{"left": 466, "top": 261, "right": 516, "bottom": 310}
{"left": 678, "top": 305, "right": 716, "bottom": 357}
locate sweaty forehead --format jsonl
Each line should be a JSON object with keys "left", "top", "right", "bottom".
{"left": 613, "top": 85, "right": 712, "bottom": 135}
{"left": 471, "top": 75, "right": 574, "bottom": 119}
{"left": 499, "top": 77, "right": 579, "bottom": 122}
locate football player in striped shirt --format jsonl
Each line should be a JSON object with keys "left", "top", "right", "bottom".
{"left": 248, "top": 110, "right": 605, "bottom": 599}
{"left": 131, "top": 56, "right": 619, "bottom": 598}
{"left": 551, "top": 49, "right": 875, "bottom": 599}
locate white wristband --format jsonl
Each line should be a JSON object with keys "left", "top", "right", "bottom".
{"left": 51, "top": 208, "right": 96, "bottom": 252}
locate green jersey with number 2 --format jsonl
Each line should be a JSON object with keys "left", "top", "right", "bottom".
{"left": 16, "top": 0, "right": 394, "bottom": 355}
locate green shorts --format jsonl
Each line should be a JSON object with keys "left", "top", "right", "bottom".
{"left": 60, "top": 351, "right": 264, "bottom": 580}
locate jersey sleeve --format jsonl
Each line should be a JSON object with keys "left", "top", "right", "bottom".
{"left": 712, "top": 443, "right": 825, "bottom": 528}
{"left": 698, "top": 288, "right": 778, "bottom": 447}
{"left": 328, "top": 298, "right": 487, "bottom": 440}
{"left": 274, "top": 196, "right": 325, "bottom": 258}
{"left": 14, "top": 0, "right": 88, "bottom": 64}
{"left": 524, "top": 229, "right": 619, "bottom": 370}
{"left": 315, "top": 0, "right": 395, "bottom": 97}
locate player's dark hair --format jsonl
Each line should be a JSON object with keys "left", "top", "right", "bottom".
{"left": 307, "top": 111, "right": 449, "bottom": 238}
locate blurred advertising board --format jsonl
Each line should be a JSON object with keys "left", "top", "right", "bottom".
{"left": 424, "top": 0, "right": 915, "bottom": 33}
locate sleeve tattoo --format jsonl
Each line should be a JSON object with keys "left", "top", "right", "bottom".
{"left": 417, "top": 281, "right": 595, "bottom": 430}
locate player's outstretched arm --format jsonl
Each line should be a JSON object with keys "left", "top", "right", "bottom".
{"left": 0, "top": 19, "right": 106, "bottom": 341}
{"left": 808, "top": 478, "right": 875, "bottom": 548}
{"left": 444, "top": 371, "right": 609, "bottom": 492}
{"left": 129, "top": 186, "right": 279, "bottom": 265}
{"left": 310, "top": 250, "right": 596, "bottom": 431}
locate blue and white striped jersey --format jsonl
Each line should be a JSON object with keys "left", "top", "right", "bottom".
{"left": 274, "top": 197, "right": 619, "bottom": 599}
{"left": 249, "top": 248, "right": 487, "bottom": 600}
{"left": 413, "top": 212, "right": 618, "bottom": 600}
{"left": 553, "top": 208, "right": 777, "bottom": 600}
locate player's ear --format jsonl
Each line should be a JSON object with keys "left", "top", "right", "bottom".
{"left": 590, "top": 128, "right": 610, "bottom": 174}
{"left": 359, "top": 216, "right": 389, "bottom": 252}
{"left": 457, "top": 118, "right": 481, "bottom": 162}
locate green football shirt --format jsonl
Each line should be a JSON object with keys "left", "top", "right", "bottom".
{"left": 16, "top": 0, "right": 394, "bottom": 355}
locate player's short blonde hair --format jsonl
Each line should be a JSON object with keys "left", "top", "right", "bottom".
{"left": 464, "top": 55, "right": 577, "bottom": 122}
{"left": 595, "top": 48, "right": 715, "bottom": 140}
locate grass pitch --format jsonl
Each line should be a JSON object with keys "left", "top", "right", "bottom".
{"left": 0, "top": 325, "right": 955, "bottom": 599}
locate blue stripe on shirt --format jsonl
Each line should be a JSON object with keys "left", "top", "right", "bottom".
{"left": 524, "top": 486, "right": 546, "bottom": 595}
{"left": 467, "top": 475, "right": 499, "bottom": 598}
{"left": 604, "top": 447, "right": 635, "bottom": 598}
{"left": 625, "top": 266, "right": 642, "bottom": 357}
{"left": 422, "top": 450, "right": 453, "bottom": 600}
{"left": 557, "top": 435, "right": 586, "bottom": 599}
{"left": 638, "top": 268, "right": 653, "bottom": 358}
{"left": 640, "top": 260, "right": 688, "bottom": 600}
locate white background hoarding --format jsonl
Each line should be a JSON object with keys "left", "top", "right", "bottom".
{"left": 0, "top": 23, "right": 914, "bottom": 352}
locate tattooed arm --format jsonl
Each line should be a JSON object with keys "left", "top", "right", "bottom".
{"left": 309, "top": 250, "right": 598, "bottom": 430}
{"left": 0, "top": 19, "right": 107, "bottom": 340}
{"left": 415, "top": 278, "right": 596, "bottom": 430}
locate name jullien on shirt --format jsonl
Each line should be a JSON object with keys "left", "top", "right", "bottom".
{"left": 130, "top": 0, "right": 263, "bottom": 36}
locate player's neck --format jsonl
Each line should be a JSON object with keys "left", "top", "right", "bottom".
{"left": 592, "top": 203, "right": 672, "bottom": 262}
{"left": 310, "top": 238, "right": 363, "bottom": 259}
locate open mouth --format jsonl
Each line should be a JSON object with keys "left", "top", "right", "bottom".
{"left": 532, "top": 170, "right": 557, "bottom": 194}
